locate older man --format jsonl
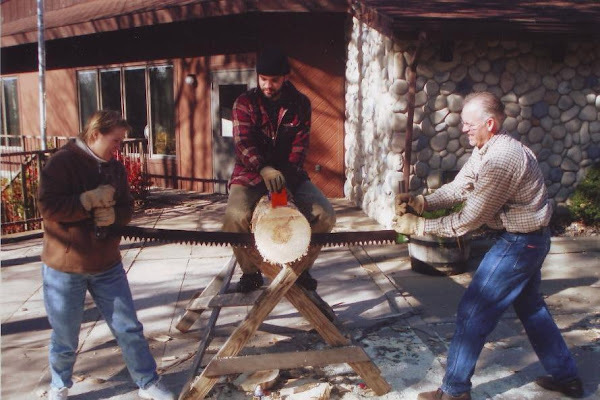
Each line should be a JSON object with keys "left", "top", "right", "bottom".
{"left": 395, "top": 91, "right": 583, "bottom": 399}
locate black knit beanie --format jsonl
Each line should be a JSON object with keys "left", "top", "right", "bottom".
{"left": 256, "top": 47, "right": 290, "bottom": 76}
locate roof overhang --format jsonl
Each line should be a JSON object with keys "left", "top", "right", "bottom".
{"left": 1, "top": 0, "right": 351, "bottom": 48}
{"left": 3, "top": 0, "right": 600, "bottom": 49}
{"left": 354, "top": 0, "right": 600, "bottom": 41}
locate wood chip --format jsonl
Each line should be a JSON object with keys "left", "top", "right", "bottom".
{"left": 153, "top": 334, "right": 173, "bottom": 342}
{"left": 235, "top": 369, "right": 280, "bottom": 392}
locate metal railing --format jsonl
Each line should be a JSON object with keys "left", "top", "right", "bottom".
{"left": 1, "top": 149, "right": 54, "bottom": 233}
{"left": 0, "top": 134, "right": 71, "bottom": 152}
{"left": 1, "top": 136, "right": 149, "bottom": 235}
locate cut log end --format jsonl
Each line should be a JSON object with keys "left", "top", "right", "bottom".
{"left": 252, "top": 197, "right": 311, "bottom": 265}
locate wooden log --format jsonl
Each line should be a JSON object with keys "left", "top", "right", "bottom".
{"left": 251, "top": 195, "right": 311, "bottom": 265}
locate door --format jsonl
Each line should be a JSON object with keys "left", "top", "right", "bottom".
{"left": 211, "top": 69, "right": 256, "bottom": 194}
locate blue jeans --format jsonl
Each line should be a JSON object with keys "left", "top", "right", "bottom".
{"left": 441, "top": 230, "right": 578, "bottom": 396}
{"left": 43, "top": 262, "right": 158, "bottom": 390}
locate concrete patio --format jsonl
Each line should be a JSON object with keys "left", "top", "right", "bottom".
{"left": 1, "top": 190, "right": 599, "bottom": 399}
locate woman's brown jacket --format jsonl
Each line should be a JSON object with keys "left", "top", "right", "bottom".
{"left": 38, "top": 140, "right": 133, "bottom": 273}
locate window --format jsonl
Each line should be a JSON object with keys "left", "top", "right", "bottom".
{"left": 210, "top": 69, "right": 256, "bottom": 194}
{"left": 124, "top": 67, "right": 147, "bottom": 139}
{"left": 219, "top": 84, "right": 247, "bottom": 137}
{"left": 149, "top": 65, "right": 175, "bottom": 155}
{"left": 77, "top": 70, "right": 98, "bottom": 131}
{"left": 1, "top": 77, "right": 21, "bottom": 147}
{"left": 100, "top": 69, "right": 121, "bottom": 113}
{"left": 77, "top": 64, "right": 175, "bottom": 156}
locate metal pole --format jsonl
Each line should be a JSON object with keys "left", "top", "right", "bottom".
{"left": 37, "top": 0, "right": 47, "bottom": 150}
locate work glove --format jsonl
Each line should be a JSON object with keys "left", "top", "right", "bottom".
{"left": 80, "top": 184, "right": 115, "bottom": 211}
{"left": 392, "top": 213, "right": 425, "bottom": 236}
{"left": 395, "top": 193, "right": 425, "bottom": 216}
{"left": 93, "top": 206, "right": 116, "bottom": 227}
{"left": 260, "top": 166, "right": 285, "bottom": 193}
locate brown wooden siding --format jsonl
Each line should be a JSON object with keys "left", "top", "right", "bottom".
{"left": 46, "top": 69, "right": 79, "bottom": 137}
{"left": 18, "top": 72, "right": 39, "bottom": 136}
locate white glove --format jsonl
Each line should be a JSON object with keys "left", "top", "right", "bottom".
{"left": 93, "top": 207, "right": 115, "bottom": 227}
{"left": 80, "top": 184, "right": 115, "bottom": 211}
{"left": 392, "top": 213, "right": 425, "bottom": 236}
{"left": 260, "top": 166, "right": 285, "bottom": 193}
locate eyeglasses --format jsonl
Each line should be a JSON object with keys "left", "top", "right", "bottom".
{"left": 460, "top": 119, "right": 484, "bottom": 130}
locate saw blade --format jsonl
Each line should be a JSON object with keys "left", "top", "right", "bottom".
{"left": 113, "top": 225, "right": 255, "bottom": 247}
{"left": 311, "top": 230, "right": 400, "bottom": 247}
{"left": 112, "top": 226, "right": 402, "bottom": 248}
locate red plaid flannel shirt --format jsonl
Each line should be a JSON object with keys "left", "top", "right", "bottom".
{"left": 230, "top": 82, "right": 311, "bottom": 191}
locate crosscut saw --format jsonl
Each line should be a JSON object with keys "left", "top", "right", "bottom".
{"left": 111, "top": 225, "right": 407, "bottom": 248}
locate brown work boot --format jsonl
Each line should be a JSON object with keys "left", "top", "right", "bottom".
{"left": 236, "top": 271, "right": 264, "bottom": 293}
{"left": 417, "top": 388, "right": 471, "bottom": 400}
{"left": 535, "top": 376, "right": 584, "bottom": 398}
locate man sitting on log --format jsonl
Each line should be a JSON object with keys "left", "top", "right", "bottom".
{"left": 222, "top": 46, "right": 336, "bottom": 293}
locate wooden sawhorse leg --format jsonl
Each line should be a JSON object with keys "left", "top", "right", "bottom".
{"left": 178, "top": 259, "right": 391, "bottom": 399}
{"left": 176, "top": 257, "right": 237, "bottom": 333}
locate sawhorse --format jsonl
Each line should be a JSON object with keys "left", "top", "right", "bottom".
{"left": 175, "top": 255, "right": 392, "bottom": 399}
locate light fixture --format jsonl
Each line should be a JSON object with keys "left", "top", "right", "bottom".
{"left": 185, "top": 74, "right": 197, "bottom": 86}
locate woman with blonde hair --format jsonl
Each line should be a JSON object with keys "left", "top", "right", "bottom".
{"left": 38, "top": 110, "right": 174, "bottom": 400}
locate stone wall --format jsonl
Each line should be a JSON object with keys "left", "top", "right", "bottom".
{"left": 345, "top": 17, "right": 600, "bottom": 227}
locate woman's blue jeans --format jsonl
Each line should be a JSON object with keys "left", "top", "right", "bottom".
{"left": 441, "top": 230, "right": 578, "bottom": 396}
{"left": 43, "top": 262, "right": 158, "bottom": 390}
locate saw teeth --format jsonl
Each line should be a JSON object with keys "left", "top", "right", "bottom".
{"left": 114, "top": 227, "right": 399, "bottom": 248}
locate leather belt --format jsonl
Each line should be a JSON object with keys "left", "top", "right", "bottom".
{"left": 524, "top": 226, "right": 549, "bottom": 235}
{"left": 503, "top": 226, "right": 549, "bottom": 235}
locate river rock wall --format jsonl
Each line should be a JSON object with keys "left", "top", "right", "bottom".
{"left": 345, "top": 17, "right": 600, "bottom": 227}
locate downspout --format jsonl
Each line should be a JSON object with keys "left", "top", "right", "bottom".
{"left": 402, "top": 31, "right": 427, "bottom": 194}
{"left": 37, "top": 0, "right": 47, "bottom": 150}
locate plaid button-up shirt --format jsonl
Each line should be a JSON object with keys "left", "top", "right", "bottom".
{"left": 230, "top": 82, "right": 310, "bottom": 191}
{"left": 424, "top": 131, "right": 552, "bottom": 237}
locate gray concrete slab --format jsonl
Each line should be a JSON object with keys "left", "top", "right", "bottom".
{"left": 1, "top": 190, "right": 599, "bottom": 399}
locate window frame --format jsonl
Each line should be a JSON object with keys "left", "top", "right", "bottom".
{"left": 75, "top": 62, "right": 175, "bottom": 159}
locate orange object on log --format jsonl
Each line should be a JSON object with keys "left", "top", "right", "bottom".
{"left": 270, "top": 188, "right": 288, "bottom": 207}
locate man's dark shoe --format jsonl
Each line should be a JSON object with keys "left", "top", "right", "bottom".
{"left": 417, "top": 388, "right": 471, "bottom": 400}
{"left": 236, "top": 272, "right": 264, "bottom": 293}
{"left": 296, "top": 270, "right": 318, "bottom": 291}
{"left": 535, "top": 376, "right": 584, "bottom": 398}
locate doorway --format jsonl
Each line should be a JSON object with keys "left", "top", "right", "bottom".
{"left": 211, "top": 69, "right": 256, "bottom": 194}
